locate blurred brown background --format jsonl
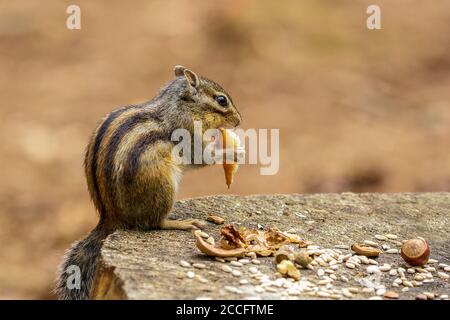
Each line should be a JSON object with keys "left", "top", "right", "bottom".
{"left": 0, "top": 0, "right": 449, "bottom": 299}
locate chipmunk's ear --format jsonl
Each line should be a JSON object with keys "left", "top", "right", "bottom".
{"left": 174, "top": 65, "right": 186, "bottom": 77}
{"left": 183, "top": 69, "right": 200, "bottom": 88}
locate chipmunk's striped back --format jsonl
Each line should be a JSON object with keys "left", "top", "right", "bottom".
{"left": 84, "top": 103, "right": 176, "bottom": 228}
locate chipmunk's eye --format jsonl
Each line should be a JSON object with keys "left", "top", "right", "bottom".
{"left": 215, "top": 95, "right": 228, "bottom": 107}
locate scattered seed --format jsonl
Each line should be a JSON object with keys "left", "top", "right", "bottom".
{"left": 369, "top": 296, "right": 382, "bottom": 300}
{"left": 239, "top": 279, "right": 249, "bottom": 285}
{"left": 416, "top": 294, "right": 427, "bottom": 300}
{"left": 375, "top": 235, "right": 387, "bottom": 241}
{"left": 348, "top": 287, "right": 359, "bottom": 294}
{"left": 334, "top": 244, "right": 350, "bottom": 250}
{"left": 224, "top": 257, "right": 238, "bottom": 262}
{"left": 362, "top": 287, "right": 375, "bottom": 294}
{"left": 249, "top": 267, "right": 258, "bottom": 274}
{"left": 317, "top": 291, "right": 331, "bottom": 298}
{"left": 193, "top": 263, "right": 206, "bottom": 269}
{"left": 252, "top": 259, "right": 261, "bottom": 265}
{"left": 239, "top": 259, "right": 250, "bottom": 265}
{"left": 340, "top": 275, "right": 349, "bottom": 282}
{"left": 232, "top": 270, "right": 242, "bottom": 277}
{"left": 330, "top": 274, "right": 337, "bottom": 280}
{"left": 195, "top": 231, "right": 209, "bottom": 239}
{"left": 368, "top": 259, "right": 378, "bottom": 265}
{"left": 179, "top": 260, "right": 191, "bottom": 268}
{"left": 197, "top": 276, "right": 208, "bottom": 283}
{"left": 215, "top": 257, "right": 226, "bottom": 263}
{"left": 222, "top": 265, "right": 232, "bottom": 273}
{"left": 402, "top": 287, "right": 410, "bottom": 292}
{"left": 427, "top": 259, "right": 438, "bottom": 264}
{"left": 317, "top": 269, "right": 325, "bottom": 277}
{"left": 187, "top": 271, "right": 195, "bottom": 279}
{"left": 438, "top": 272, "right": 449, "bottom": 280}
{"left": 407, "top": 268, "right": 415, "bottom": 274}
{"left": 345, "top": 262, "right": 356, "bottom": 269}
{"left": 376, "top": 288, "right": 386, "bottom": 296}
{"left": 385, "top": 234, "right": 398, "bottom": 240}
{"left": 412, "top": 281, "right": 423, "bottom": 287}
{"left": 363, "top": 240, "right": 379, "bottom": 247}
{"left": 230, "top": 261, "right": 243, "bottom": 267}
{"left": 389, "top": 269, "right": 398, "bottom": 276}
{"left": 402, "top": 280, "right": 413, "bottom": 287}
{"left": 381, "top": 244, "right": 390, "bottom": 251}
{"left": 423, "top": 292, "right": 435, "bottom": 300}
{"left": 385, "top": 249, "right": 398, "bottom": 254}
{"left": 379, "top": 264, "right": 391, "bottom": 272}
{"left": 384, "top": 291, "right": 399, "bottom": 299}
{"left": 367, "top": 266, "right": 381, "bottom": 274}
{"left": 206, "top": 237, "right": 215, "bottom": 245}
{"left": 425, "top": 267, "right": 436, "bottom": 272}
{"left": 440, "top": 294, "right": 448, "bottom": 299}
{"left": 246, "top": 252, "right": 257, "bottom": 259}
{"left": 438, "top": 263, "right": 448, "bottom": 269}
{"left": 423, "top": 279, "right": 434, "bottom": 284}
{"left": 342, "top": 288, "right": 353, "bottom": 298}
{"left": 225, "top": 286, "right": 241, "bottom": 294}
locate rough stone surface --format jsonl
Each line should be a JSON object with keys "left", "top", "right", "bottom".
{"left": 91, "top": 193, "right": 450, "bottom": 300}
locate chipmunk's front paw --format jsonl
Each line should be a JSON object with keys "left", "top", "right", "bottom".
{"left": 160, "top": 219, "right": 206, "bottom": 231}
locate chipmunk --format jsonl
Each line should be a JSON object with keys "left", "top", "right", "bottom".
{"left": 55, "top": 66, "right": 242, "bottom": 300}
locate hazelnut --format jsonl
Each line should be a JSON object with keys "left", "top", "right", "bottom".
{"left": 401, "top": 238, "right": 430, "bottom": 266}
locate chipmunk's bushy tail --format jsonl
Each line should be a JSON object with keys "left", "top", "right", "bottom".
{"left": 55, "top": 224, "right": 110, "bottom": 300}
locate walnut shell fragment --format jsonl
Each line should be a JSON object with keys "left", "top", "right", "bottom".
{"left": 277, "top": 260, "right": 301, "bottom": 281}
{"left": 206, "top": 215, "right": 225, "bottom": 225}
{"left": 351, "top": 243, "right": 381, "bottom": 257}
{"left": 195, "top": 234, "right": 246, "bottom": 258}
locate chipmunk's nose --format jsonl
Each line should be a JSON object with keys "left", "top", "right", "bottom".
{"left": 234, "top": 110, "right": 242, "bottom": 127}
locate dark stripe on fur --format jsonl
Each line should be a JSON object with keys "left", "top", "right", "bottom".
{"left": 123, "top": 130, "right": 172, "bottom": 185}
{"left": 90, "top": 105, "right": 138, "bottom": 215}
{"left": 104, "top": 110, "right": 163, "bottom": 206}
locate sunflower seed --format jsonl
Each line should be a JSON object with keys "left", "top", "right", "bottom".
{"left": 224, "top": 257, "right": 238, "bottom": 262}
{"left": 389, "top": 269, "right": 398, "bottom": 276}
{"left": 402, "top": 280, "right": 413, "bottom": 287}
{"left": 345, "top": 262, "right": 356, "bottom": 269}
{"left": 375, "top": 235, "right": 388, "bottom": 241}
{"left": 193, "top": 263, "right": 206, "bottom": 269}
{"left": 187, "top": 271, "right": 195, "bottom": 279}
{"left": 440, "top": 294, "right": 448, "bottom": 299}
{"left": 221, "top": 265, "right": 233, "bottom": 273}
{"left": 385, "top": 249, "right": 399, "bottom": 254}
{"left": 402, "top": 287, "right": 410, "bottom": 292}
{"left": 438, "top": 272, "right": 449, "bottom": 280}
{"left": 246, "top": 252, "right": 257, "bottom": 259}
{"left": 239, "top": 279, "right": 249, "bottom": 285}
{"left": 369, "top": 296, "right": 382, "bottom": 300}
{"left": 362, "top": 287, "right": 375, "bottom": 294}
{"left": 230, "top": 261, "right": 243, "bottom": 267}
{"left": 385, "top": 234, "right": 398, "bottom": 240}
{"left": 427, "top": 259, "right": 438, "bottom": 264}
{"left": 232, "top": 270, "right": 242, "bottom": 277}
{"left": 317, "top": 269, "right": 325, "bottom": 277}
{"left": 363, "top": 240, "right": 379, "bottom": 247}
{"left": 367, "top": 266, "right": 381, "bottom": 274}
{"left": 379, "top": 264, "right": 391, "bottom": 272}
{"left": 179, "top": 260, "right": 191, "bottom": 268}
{"left": 317, "top": 291, "right": 331, "bottom": 298}
{"left": 215, "top": 257, "right": 226, "bottom": 263}
{"left": 407, "top": 268, "right": 415, "bottom": 274}
{"left": 425, "top": 267, "right": 436, "bottom": 272}
{"left": 252, "top": 259, "right": 261, "bottom": 265}
{"left": 239, "top": 259, "right": 250, "bottom": 265}
{"left": 249, "top": 267, "right": 259, "bottom": 274}
{"left": 342, "top": 288, "right": 353, "bottom": 298}
{"left": 376, "top": 288, "right": 386, "bottom": 296}
{"left": 423, "top": 292, "right": 435, "bottom": 300}
{"left": 206, "top": 237, "right": 215, "bottom": 245}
